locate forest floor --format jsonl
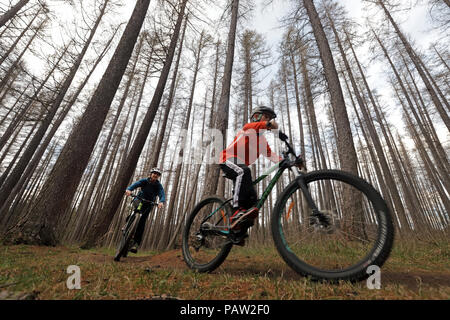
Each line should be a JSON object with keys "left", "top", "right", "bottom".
{"left": 0, "top": 240, "right": 449, "bottom": 300}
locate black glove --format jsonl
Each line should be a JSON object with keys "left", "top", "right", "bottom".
{"left": 279, "top": 131, "right": 288, "bottom": 142}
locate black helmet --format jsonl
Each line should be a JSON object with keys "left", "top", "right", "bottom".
{"left": 251, "top": 106, "right": 277, "bottom": 122}
{"left": 150, "top": 167, "right": 162, "bottom": 176}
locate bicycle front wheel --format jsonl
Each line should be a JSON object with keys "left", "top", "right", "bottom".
{"left": 114, "top": 214, "right": 139, "bottom": 262}
{"left": 182, "top": 196, "right": 233, "bottom": 273}
{"left": 271, "top": 170, "right": 394, "bottom": 282}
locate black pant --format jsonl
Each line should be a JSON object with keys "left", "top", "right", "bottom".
{"left": 134, "top": 203, "right": 154, "bottom": 246}
{"left": 220, "top": 158, "right": 257, "bottom": 210}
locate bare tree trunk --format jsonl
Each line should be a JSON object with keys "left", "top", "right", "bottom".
{"left": 302, "top": 0, "right": 358, "bottom": 175}
{"left": 0, "top": 0, "right": 109, "bottom": 209}
{"left": 299, "top": 47, "right": 327, "bottom": 170}
{"left": 375, "top": 0, "right": 450, "bottom": 131}
{"left": 334, "top": 23, "right": 411, "bottom": 231}
{"left": 400, "top": 52, "right": 449, "bottom": 168}
{"left": 0, "top": 18, "right": 46, "bottom": 148}
{"left": 0, "top": 42, "right": 69, "bottom": 187}
{"left": 201, "top": 0, "right": 239, "bottom": 199}
{"left": 202, "top": 41, "right": 221, "bottom": 183}
{"left": 304, "top": 1, "right": 365, "bottom": 236}
{"left": 0, "top": 77, "right": 29, "bottom": 122}
{"left": 341, "top": 63, "right": 395, "bottom": 220}
{"left": 0, "top": 120, "right": 24, "bottom": 168}
{"left": 288, "top": 46, "right": 306, "bottom": 158}
{"left": 372, "top": 29, "right": 450, "bottom": 195}
{"left": 0, "top": 0, "right": 30, "bottom": 28}
{"left": 81, "top": 0, "right": 187, "bottom": 249}
{"left": 0, "top": 6, "right": 42, "bottom": 66}
{"left": 149, "top": 17, "right": 187, "bottom": 169}
{"left": 393, "top": 85, "right": 450, "bottom": 216}
{"left": 0, "top": 119, "right": 38, "bottom": 188}
{"left": 3, "top": 0, "right": 151, "bottom": 246}
{"left": 158, "top": 29, "right": 208, "bottom": 250}
{"left": 78, "top": 40, "right": 142, "bottom": 224}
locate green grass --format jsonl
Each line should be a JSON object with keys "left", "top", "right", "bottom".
{"left": 0, "top": 241, "right": 448, "bottom": 300}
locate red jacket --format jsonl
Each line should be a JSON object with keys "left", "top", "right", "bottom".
{"left": 220, "top": 121, "right": 282, "bottom": 166}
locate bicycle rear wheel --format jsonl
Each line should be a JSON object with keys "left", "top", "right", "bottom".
{"left": 114, "top": 213, "right": 140, "bottom": 262}
{"left": 271, "top": 170, "right": 394, "bottom": 282}
{"left": 182, "top": 196, "right": 233, "bottom": 272}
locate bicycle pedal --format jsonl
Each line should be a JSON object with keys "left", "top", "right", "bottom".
{"left": 229, "top": 229, "right": 248, "bottom": 244}
{"left": 231, "top": 236, "right": 247, "bottom": 246}
{"left": 230, "top": 213, "right": 256, "bottom": 230}
{"left": 230, "top": 237, "right": 244, "bottom": 245}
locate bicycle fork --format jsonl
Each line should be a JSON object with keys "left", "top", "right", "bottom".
{"left": 295, "top": 173, "right": 331, "bottom": 228}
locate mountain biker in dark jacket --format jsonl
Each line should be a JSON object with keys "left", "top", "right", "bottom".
{"left": 125, "top": 167, "right": 165, "bottom": 253}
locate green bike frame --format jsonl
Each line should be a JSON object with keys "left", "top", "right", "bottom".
{"left": 203, "top": 162, "right": 285, "bottom": 227}
{"left": 229, "top": 160, "right": 319, "bottom": 215}
{"left": 204, "top": 159, "right": 319, "bottom": 230}
{"left": 253, "top": 161, "right": 285, "bottom": 209}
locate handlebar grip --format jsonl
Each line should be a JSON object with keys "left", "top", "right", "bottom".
{"left": 279, "top": 130, "right": 288, "bottom": 142}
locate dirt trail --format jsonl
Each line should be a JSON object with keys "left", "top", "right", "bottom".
{"left": 84, "top": 249, "right": 450, "bottom": 291}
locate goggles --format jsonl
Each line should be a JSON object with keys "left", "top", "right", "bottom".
{"left": 251, "top": 112, "right": 274, "bottom": 122}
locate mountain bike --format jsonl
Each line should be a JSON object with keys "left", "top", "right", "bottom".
{"left": 114, "top": 195, "right": 156, "bottom": 262}
{"left": 181, "top": 131, "right": 394, "bottom": 282}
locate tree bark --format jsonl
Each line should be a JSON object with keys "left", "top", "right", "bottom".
{"left": 149, "top": 17, "right": 187, "bottom": 169}
{"left": 375, "top": 0, "right": 450, "bottom": 131}
{"left": 201, "top": 0, "right": 239, "bottom": 200}
{"left": 0, "top": 6, "right": 41, "bottom": 66}
{"left": 0, "top": 0, "right": 30, "bottom": 28}
{"left": 3, "top": 0, "right": 151, "bottom": 246}
{"left": 81, "top": 0, "right": 187, "bottom": 249}
{"left": 0, "top": 0, "right": 109, "bottom": 209}
{"left": 157, "top": 29, "right": 206, "bottom": 250}
{"left": 302, "top": 0, "right": 358, "bottom": 174}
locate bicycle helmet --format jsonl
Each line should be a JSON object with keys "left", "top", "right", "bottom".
{"left": 251, "top": 106, "right": 277, "bottom": 122}
{"left": 150, "top": 167, "right": 162, "bottom": 176}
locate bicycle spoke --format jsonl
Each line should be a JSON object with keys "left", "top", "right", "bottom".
{"left": 183, "top": 197, "right": 233, "bottom": 272}
{"left": 334, "top": 229, "right": 372, "bottom": 244}
{"left": 275, "top": 173, "right": 392, "bottom": 277}
{"left": 282, "top": 225, "right": 316, "bottom": 248}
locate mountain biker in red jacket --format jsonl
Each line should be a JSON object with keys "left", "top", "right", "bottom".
{"left": 219, "top": 106, "right": 282, "bottom": 244}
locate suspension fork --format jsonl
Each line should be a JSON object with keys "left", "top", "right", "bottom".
{"left": 295, "top": 171, "right": 331, "bottom": 226}
{"left": 294, "top": 172, "right": 319, "bottom": 212}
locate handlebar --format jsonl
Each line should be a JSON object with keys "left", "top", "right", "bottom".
{"left": 278, "top": 130, "right": 306, "bottom": 170}
{"left": 129, "top": 194, "right": 158, "bottom": 206}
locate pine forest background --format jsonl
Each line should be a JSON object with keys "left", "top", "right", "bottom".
{"left": 0, "top": 0, "right": 448, "bottom": 251}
